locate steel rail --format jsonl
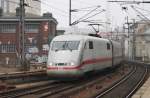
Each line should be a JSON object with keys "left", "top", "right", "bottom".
{"left": 0, "top": 70, "right": 46, "bottom": 80}
{"left": 95, "top": 65, "right": 137, "bottom": 98}
{"left": 95, "top": 65, "right": 147, "bottom": 98}
{"left": 0, "top": 80, "right": 56, "bottom": 98}
{"left": 126, "top": 66, "right": 148, "bottom": 98}
{"left": 38, "top": 85, "right": 75, "bottom": 98}
{"left": 46, "top": 64, "right": 132, "bottom": 98}
{"left": 7, "top": 83, "right": 70, "bottom": 98}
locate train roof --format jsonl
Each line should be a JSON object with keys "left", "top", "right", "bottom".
{"left": 52, "top": 34, "right": 110, "bottom": 42}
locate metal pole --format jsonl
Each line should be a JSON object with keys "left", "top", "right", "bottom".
{"left": 132, "top": 19, "right": 135, "bottom": 60}
{"left": 20, "top": 0, "right": 26, "bottom": 70}
{"left": 127, "top": 16, "right": 129, "bottom": 38}
{"left": 126, "top": 16, "right": 130, "bottom": 60}
{"left": 69, "top": 0, "right": 71, "bottom": 26}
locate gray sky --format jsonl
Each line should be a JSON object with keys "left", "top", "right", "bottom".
{"left": 41, "top": 0, "right": 150, "bottom": 31}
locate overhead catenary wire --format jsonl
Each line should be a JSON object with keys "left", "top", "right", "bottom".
{"left": 130, "top": 6, "right": 150, "bottom": 21}
{"left": 133, "top": 5, "right": 150, "bottom": 14}
{"left": 76, "top": 6, "right": 101, "bottom": 21}
{"left": 135, "top": 6, "right": 150, "bottom": 13}
{"left": 72, "top": 5, "right": 101, "bottom": 12}
{"left": 108, "top": 0, "right": 150, "bottom": 5}
{"left": 32, "top": 0, "right": 106, "bottom": 27}
{"left": 137, "top": 15, "right": 148, "bottom": 21}
{"left": 81, "top": 9, "right": 105, "bottom": 22}
{"left": 71, "top": 5, "right": 102, "bottom": 25}
{"left": 109, "top": 0, "right": 150, "bottom": 23}
{"left": 34, "top": 0, "right": 68, "bottom": 14}
{"left": 82, "top": 20, "right": 110, "bottom": 24}
{"left": 131, "top": 5, "right": 150, "bottom": 21}
{"left": 122, "top": 7, "right": 137, "bottom": 21}
{"left": 31, "top": 0, "right": 70, "bottom": 19}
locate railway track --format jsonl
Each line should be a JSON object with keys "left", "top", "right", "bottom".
{"left": 95, "top": 64, "right": 148, "bottom": 98}
{"left": 0, "top": 64, "right": 125, "bottom": 98}
{"left": 0, "top": 62, "right": 147, "bottom": 98}
{"left": 0, "top": 70, "right": 47, "bottom": 92}
{"left": 0, "top": 81, "right": 76, "bottom": 98}
{"left": 48, "top": 63, "right": 133, "bottom": 98}
{"left": 0, "top": 80, "right": 65, "bottom": 98}
{"left": 0, "top": 70, "right": 46, "bottom": 80}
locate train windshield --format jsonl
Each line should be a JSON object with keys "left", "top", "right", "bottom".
{"left": 51, "top": 41, "right": 80, "bottom": 51}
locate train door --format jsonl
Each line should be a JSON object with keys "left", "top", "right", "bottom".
{"left": 88, "top": 41, "right": 94, "bottom": 60}
{"left": 109, "top": 40, "right": 114, "bottom": 67}
{"left": 82, "top": 40, "right": 94, "bottom": 72}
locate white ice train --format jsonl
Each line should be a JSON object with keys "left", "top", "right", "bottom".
{"left": 47, "top": 34, "right": 123, "bottom": 78}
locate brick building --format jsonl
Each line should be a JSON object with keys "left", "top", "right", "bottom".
{"left": 0, "top": 13, "right": 57, "bottom": 65}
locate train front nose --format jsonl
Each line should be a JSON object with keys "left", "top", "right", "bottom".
{"left": 47, "top": 62, "right": 83, "bottom": 77}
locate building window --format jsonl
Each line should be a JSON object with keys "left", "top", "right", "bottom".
{"left": 0, "top": 24, "right": 16, "bottom": 33}
{"left": 0, "top": 44, "right": 16, "bottom": 53}
{"left": 25, "top": 45, "right": 33, "bottom": 53}
{"left": 25, "top": 24, "right": 39, "bottom": 33}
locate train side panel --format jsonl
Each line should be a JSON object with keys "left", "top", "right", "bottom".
{"left": 112, "top": 41, "right": 123, "bottom": 66}
{"left": 93, "top": 39, "right": 112, "bottom": 71}
{"left": 80, "top": 39, "right": 94, "bottom": 72}
{"left": 81, "top": 38, "right": 112, "bottom": 73}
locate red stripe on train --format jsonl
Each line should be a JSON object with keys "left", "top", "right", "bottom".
{"left": 47, "top": 57, "right": 112, "bottom": 70}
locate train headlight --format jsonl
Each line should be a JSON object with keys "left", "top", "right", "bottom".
{"left": 70, "top": 62, "right": 75, "bottom": 66}
{"left": 49, "top": 62, "right": 53, "bottom": 66}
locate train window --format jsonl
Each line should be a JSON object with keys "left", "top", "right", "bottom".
{"left": 84, "top": 43, "right": 87, "bottom": 49}
{"left": 89, "top": 41, "right": 93, "bottom": 49}
{"left": 51, "top": 41, "right": 80, "bottom": 51}
{"left": 107, "top": 43, "right": 110, "bottom": 50}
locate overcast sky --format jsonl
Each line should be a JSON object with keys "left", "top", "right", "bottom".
{"left": 41, "top": 0, "right": 150, "bottom": 31}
